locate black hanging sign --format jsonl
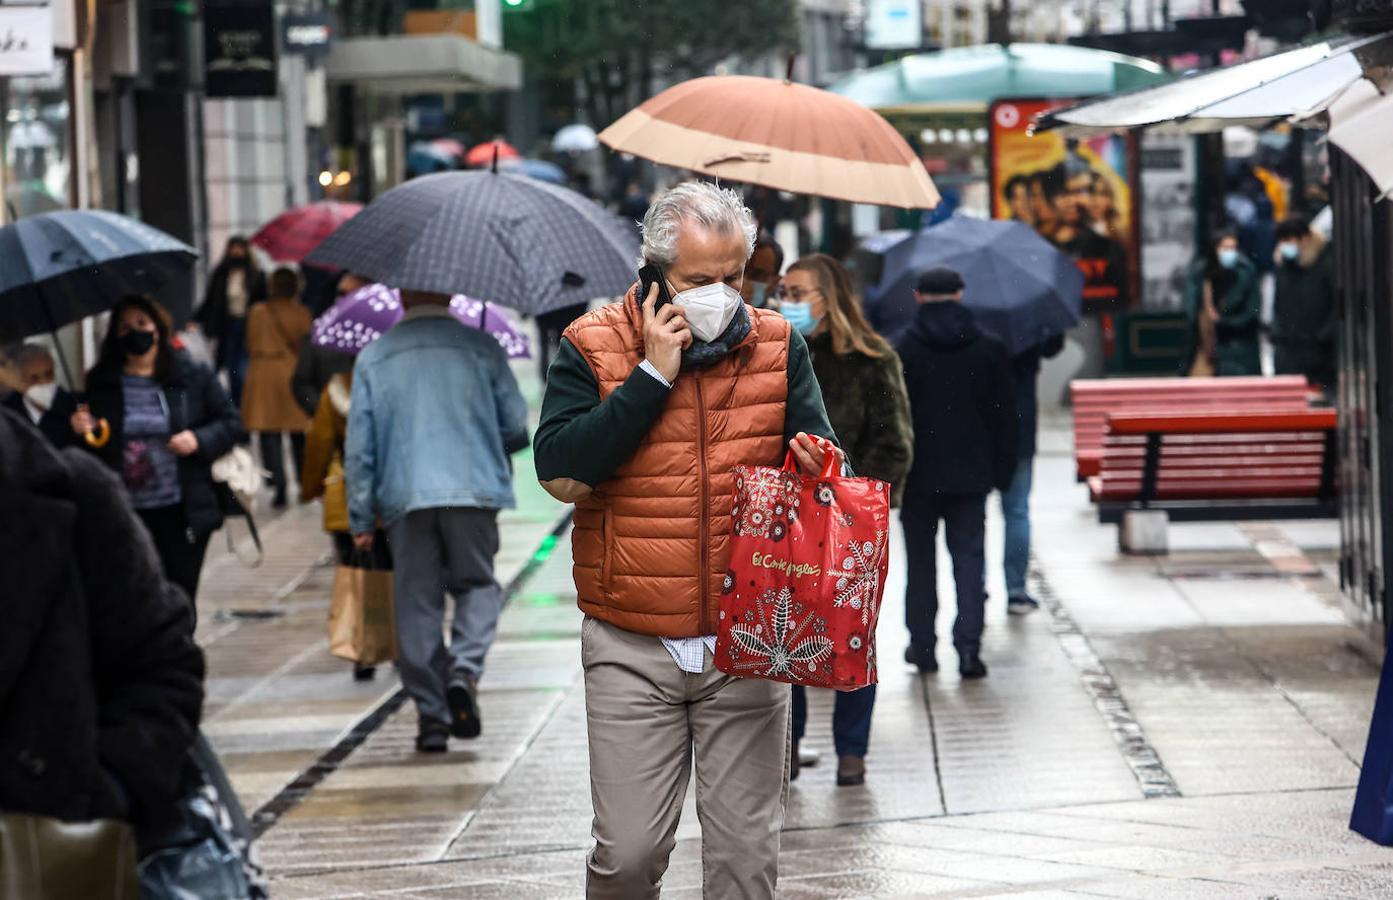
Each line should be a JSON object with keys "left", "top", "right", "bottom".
{"left": 204, "top": 1, "right": 278, "bottom": 97}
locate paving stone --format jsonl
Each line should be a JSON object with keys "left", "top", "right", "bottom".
{"left": 241, "top": 431, "right": 1392, "bottom": 898}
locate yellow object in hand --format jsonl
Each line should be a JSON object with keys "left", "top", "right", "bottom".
{"left": 84, "top": 418, "right": 111, "bottom": 448}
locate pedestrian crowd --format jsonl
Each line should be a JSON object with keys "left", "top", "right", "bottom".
{"left": 0, "top": 168, "right": 1339, "bottom": 899}
{"left": 1183, "top": 215, "right": 1335, "bottom": 385}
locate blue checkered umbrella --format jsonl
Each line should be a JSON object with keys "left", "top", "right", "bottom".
{"left": 305, "top": 171, "right": 639, "bottom": 316}
{"left": 0, "top": 209, "right": 198, "bottom": 340}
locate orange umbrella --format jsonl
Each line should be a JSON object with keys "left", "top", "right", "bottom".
{"left": 465, "top": 140, "right": 520, "bottom": 168}
{"left": 599, "top": 75, "right": 939, "bottom": 209}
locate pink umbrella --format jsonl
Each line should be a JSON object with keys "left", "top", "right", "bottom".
{"left": 251, "top": 201, "right": 363, "bottom": 264}
{"left": 311, "top": 283, "right": 530, "bottom": 358}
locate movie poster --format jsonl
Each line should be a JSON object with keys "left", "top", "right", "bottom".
{"left": 988, "top": 98, "right": 1140, "bottom": 313}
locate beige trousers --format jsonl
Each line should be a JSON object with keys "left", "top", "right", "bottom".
{"left": 582, "top": 616, "right": 790, "bottom": 900}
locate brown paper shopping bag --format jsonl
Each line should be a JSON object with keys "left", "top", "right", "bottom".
{"left": 327, "top": 564, "right": 398, "bottom": 665}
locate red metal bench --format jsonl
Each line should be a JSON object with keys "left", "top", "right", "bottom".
{"left": 1072, "top": 376, "right": 1312, "bottom": 481}
{"left": 1087, "top": 408, "right": 1338, "bottom": 524}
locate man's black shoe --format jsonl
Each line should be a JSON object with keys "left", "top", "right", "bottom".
{"left": 447, "top": 671, "right": 482, "bottom": 739}
{"left": 958, "top": 652, "right": 988, "bottom": 680}
{"left": 353, "top": 663, "right": 377, "bottom": 682}
{"left": 904, "top": 644, "right": 938, "bottom": 673}
{"left": 416, "top": 720, "right": 449, "bottom": 753}
{"left": 1007, "top": 595, "right": 1040, "bottom": 616}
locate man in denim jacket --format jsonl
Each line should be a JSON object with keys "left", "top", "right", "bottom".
{"left": 346, "top": 289, "right": 529, "bottom": 753}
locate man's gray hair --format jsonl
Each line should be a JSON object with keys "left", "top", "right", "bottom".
{"left": 640, "top": 181, "right": 757, "bottom": 266}
{"left": 13, "top": 342, "right": 53, "bottom": 369}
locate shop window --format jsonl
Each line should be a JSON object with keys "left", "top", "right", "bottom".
{"left": 5, "top": 59, "right": 72, "bottom": 219}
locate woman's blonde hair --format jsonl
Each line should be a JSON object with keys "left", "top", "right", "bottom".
{"left": 787, "top": 253, "right": 889, "bottom": 358}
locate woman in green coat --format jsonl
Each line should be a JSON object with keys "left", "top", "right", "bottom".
{"left": 1183, "top": 230, "right": 1262, "bottom": 377}
{"left": 778, "top": 253, "right": 914, "bottom": 788}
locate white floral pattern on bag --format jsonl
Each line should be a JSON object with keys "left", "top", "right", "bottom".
{"left": 724, "top": 586, "right": 833, "bottom": 684}
{"left": 732, "top": 465, "right": 801, "bottom": 538}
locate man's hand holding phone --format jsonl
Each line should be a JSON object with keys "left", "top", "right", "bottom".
{"left": 642, "top": 282, "right": 691, "bottom": 383}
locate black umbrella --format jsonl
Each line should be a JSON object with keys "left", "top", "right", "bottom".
{"left": 306, "top": 170, "right": 639, "bottom": 316}
{"left": 0, "top": 209, "right": 198, "bottom": 342}
{"left": 867, "top": 216, "right": 1084, "bottom": 354}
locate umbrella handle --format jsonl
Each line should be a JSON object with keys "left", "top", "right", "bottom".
{"left": 84, "top": 417, "right": 111, "bottom": 448}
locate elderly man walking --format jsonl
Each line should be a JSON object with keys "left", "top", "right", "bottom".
{"left": 536, "top": 181, "right": 842, "bottom": 899}
{"left": 346, "top": 289, "right": 529, "bottom": 754}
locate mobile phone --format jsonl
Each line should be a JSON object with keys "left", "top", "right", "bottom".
{"left": 637, "top": 263, "right": 672, "bottom": 310}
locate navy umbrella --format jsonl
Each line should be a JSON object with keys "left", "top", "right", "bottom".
{"left": 306, "top": 170, "right": 639, "bottom": 316}
{"left": 500, "top": 157, "right": 569, "bottom": 185}
{"left": 0, "top": 209, "right": 198, "bottom": 341}
{"left": 869, "top": 216, "right": 1083, "bottom": 354}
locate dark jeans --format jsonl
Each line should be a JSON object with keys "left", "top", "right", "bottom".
{"left": 136, "top": 503, "right": 211, "bottom": 611}
{"left": 217, "top": 318, "right": 248, "bottom": 406}
{"left": 386, "top": 507, "right": 502, "bottom": 725}
{"left": 259, "top": 431, "right": 306, "bottom": 493}
{"left": 791, "top": 684, "right": 877, "bottom": 758}
{"left": 902, "top": 493, "right": 987, "bottom": 654}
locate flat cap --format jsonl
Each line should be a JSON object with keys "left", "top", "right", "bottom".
{"left": 915, "top": 266, "right": 964, "bottom": 295}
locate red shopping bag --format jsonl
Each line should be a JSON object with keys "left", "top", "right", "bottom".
{"left": 714, "top": 449, "right": 891, "bottom": 690}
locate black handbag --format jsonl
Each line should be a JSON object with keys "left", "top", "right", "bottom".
{"left": 136, "top": 734, "right": 267, "bottom": 900}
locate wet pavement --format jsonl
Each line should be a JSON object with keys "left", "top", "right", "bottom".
{"left": 195, "top": 393, "right": 1393, "bottom": 897}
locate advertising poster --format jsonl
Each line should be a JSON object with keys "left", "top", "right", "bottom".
{"left": 988, "top": 98, "right": 1140, "bottom": 312}
{"left": 1139, "top": 132, "right": 1196, "bottom": 311}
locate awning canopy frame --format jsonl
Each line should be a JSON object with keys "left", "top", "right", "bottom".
{"left": 1034, "top": 32, "right": 1393, "bottom": 137}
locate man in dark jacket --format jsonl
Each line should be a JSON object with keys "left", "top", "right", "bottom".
{"left": 1, "top": 343, "right": 79, "bottom": 449}
{"left": 0, "top": 406, "right": 204, "bottom": 830}
{"left": 1272, "top": 216, "right": 1336, "bottom": 389}
{"left": 897, "top": 267, "right": 1017, "bottom": 679}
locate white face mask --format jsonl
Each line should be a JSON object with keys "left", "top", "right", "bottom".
{"left": 24, "top": 381, "right": 58, "bottom": 411}
{"left": 671, "top": 282, "right": 742, "bottom": 343}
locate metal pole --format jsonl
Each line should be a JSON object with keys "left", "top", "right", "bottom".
{"left": 0, "top": 76, "right": 8, "bottom": 226}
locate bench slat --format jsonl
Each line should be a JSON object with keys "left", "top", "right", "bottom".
{"left": 1071, "top": 376, "right": 1312, "bottom": 480}
{"left": 1105, "top": 409, "right": 1335, "bottom": 435}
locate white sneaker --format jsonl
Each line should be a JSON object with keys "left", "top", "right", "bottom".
{"left": 798, "top": 745, "right": 821, "bottom": 767}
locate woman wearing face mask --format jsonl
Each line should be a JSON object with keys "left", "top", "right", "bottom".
{"left": 74, "top": 295, "right": 245, "bottom": 606}
{"left": 778, "top": 253, "right": 914, "bottom": 788}
{"left": 1183, "top": 229, "right": 1261, "bottom": 377}
{"left": 192, "top": 236, "right": 267, "bottom": 406}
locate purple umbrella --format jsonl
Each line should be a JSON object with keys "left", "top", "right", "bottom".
{"left": 311, "top": 283, "right": 531, "bottom": 359}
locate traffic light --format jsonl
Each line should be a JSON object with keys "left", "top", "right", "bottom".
{"left": 502, "top": 0, "right": 535, "bottom": 11}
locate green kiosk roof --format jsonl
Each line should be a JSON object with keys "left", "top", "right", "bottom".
{"left": 829, "top": 43, "right": 1170, "bottom": 112}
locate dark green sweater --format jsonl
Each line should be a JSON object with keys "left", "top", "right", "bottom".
{"left": 535, "top": 329, "right": 837, "bottom": 488}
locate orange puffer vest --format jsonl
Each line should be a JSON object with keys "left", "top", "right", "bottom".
{"left": 564, "top": 290, "right": 790, "bottom": 637}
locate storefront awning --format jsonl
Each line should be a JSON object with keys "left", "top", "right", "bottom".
{"left": 1324, "top": 78, "right": 1393, "bottom": 199}
{"left": 325, "top": 34, "right": 521, "bottom": 95}
{"left": 1035, "top": 32, "right": 1393, "bottom": 136}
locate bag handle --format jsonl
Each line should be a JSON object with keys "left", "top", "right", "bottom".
{"left": 781, "top": 439, "right": 840, "bottom": 480}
